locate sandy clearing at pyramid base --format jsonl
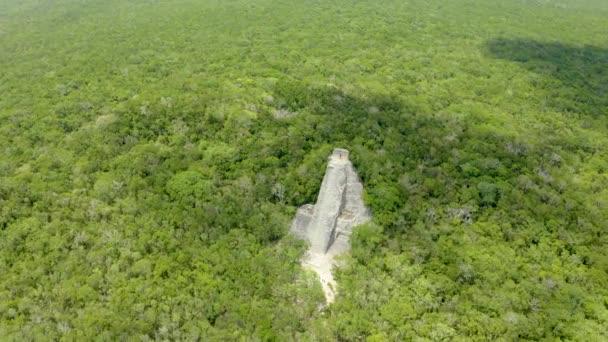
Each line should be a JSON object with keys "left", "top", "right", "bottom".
{"left": 302, "top": 251, "right": 337, "bottom": 303}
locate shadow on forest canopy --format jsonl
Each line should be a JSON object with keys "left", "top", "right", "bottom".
{"left": 485, "top": 38, "right": 607, "bottom": 117}
{"left": 246, "top": 78, "right": 535, "bottom": 234}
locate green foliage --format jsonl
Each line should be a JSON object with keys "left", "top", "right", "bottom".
{"left": 1, "top": 0, "right": 607, "bottom": 340}
{"left": 351, "top": 223, "right": 384, "bottom": 265}
{"left": 166, "top": 170, "right": 212, "bottom": 208}
{"left": 476, "top": 181, "right": 499, "bottom": 207}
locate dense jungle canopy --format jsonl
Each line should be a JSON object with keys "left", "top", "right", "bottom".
{"left": 0, "top": 0, "right": 607, "bottom": 340}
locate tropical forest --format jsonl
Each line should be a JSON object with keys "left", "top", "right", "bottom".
{"left": 0, "top": 0, "right": 607, "bottom": 340}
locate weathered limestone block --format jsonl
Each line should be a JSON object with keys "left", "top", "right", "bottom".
{"left": 291, "top": 204, "right": 314, "bottom": 240}
{"left": 290, "top": 148, "right": 371, "bottom": 303}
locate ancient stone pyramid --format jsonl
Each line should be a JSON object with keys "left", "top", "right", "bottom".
{"left": 291, "top": 148, "right": 371, "bottom": 303}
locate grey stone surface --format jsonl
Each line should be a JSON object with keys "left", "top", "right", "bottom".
{"left": 290, "top": 148, "right": 371, "bottom": 303}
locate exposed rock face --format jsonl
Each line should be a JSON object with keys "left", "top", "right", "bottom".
{"left": 291, "top": 148, "right": 371, "bottom": 303}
